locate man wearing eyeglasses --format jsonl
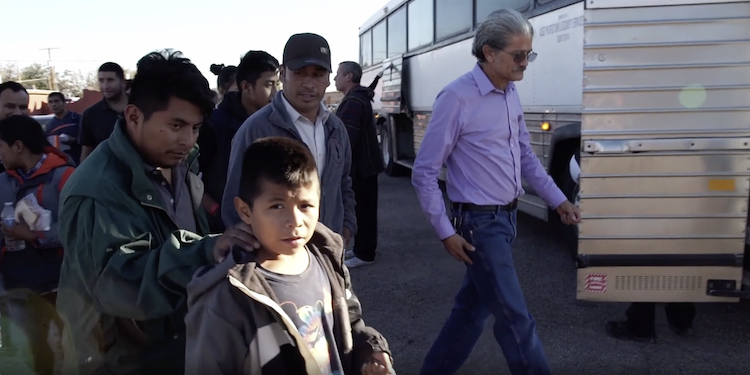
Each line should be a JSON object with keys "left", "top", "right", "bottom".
{"left": 412, "top": 9, "right": 580, "bottom": 375}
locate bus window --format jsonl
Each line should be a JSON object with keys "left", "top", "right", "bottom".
{"left": 388, "top": 6, "right": 407, "bottom": 57}
{"left": 436, "top": 0, "right": 472, "bottom": 40}
{"left": 360, "top": 30, "right": 372, "bottom": 68}
{"left": 373, "top": 20, "right": 387, "bottom": 65}
{"left": 476, "top": 0, "right": 531, "bottom": 25}
{"left": 408, "top": 0, "right": 433, "bottom": 51}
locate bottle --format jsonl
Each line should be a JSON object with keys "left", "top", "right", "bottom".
{"left": 1, "top": 202, "right": 25, "bottom": 251}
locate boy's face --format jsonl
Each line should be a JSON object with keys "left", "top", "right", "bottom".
{"left": 235, "top": 179, "right": 321, "bottom": 257}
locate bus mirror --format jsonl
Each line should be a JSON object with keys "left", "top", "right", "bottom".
{"left": 569, "top": 155, "right": 580, "bottom": 184}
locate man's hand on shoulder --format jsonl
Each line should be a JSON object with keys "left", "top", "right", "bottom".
{"left": 212, "top": 222, "right": 261, "bottom": 263}
{"left": 556, "top": 200, "right": 581, "bottom": 225}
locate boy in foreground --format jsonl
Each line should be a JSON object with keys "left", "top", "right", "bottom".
{"left": 185, "top": 136, "right": 394, "bottom": 375}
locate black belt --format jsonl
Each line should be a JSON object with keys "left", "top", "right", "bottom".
{"left": 452, "top": 199, "right": 517, "bottom": 212}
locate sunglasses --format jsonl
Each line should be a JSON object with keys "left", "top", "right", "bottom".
{"left": 500, "top": 50, "right": 537, "bottom": 64}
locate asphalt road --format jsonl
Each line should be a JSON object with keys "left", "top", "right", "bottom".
{"left": 350, "top": 174, "right": 750, "bottom": 375}
{"left": 2, "top": 174, "right": 750, "bottom": 375}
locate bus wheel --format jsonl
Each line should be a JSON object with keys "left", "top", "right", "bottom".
{"left": 379, "top": 121, "right": 408, "bottom": 177}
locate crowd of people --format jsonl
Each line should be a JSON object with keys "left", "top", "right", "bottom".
{"left": 0, "top": 8, "right": 664, "bottom": 375}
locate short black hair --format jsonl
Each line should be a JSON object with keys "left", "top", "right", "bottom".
{"left": 236, "top": 51, "right": 279, "bottom": 89}
{"left": 98, "top": 62, "right": 125, "bottom": 80}
{"left": 238, "top": 137, "right": 319, "bottom": 206}
{"left": 48, "top": 92, "right": 65, "bottom": 101}
{"left": 0, "top": 115, "right": 47, "bottom": 155}
{"left": 128, "top": 49, "right": 215, "bottom": 121}
{"left": 0, "top": 81, "right": 28, "bottom": 97}
{"left": 339, "top": 61, "right": 362, "bottom": 84}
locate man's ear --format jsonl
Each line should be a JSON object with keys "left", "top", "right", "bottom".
{"left": 234, "top": 196, "right": 253, "bottom": 224}
{"left": 124, "top": 104, "right": 143, "bottom": 128}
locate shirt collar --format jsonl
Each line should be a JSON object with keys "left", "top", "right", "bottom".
{"left": 280, "top": 92, "right": 330, "bottom": 124}
{"left": 18, "top": 154, "right": 47, "bottom": 180}
{"left": 471, "top": 63, "right": 515, "bottom": 96}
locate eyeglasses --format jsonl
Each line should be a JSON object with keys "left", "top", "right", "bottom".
{"left": 501, "top": 50, "right": 537, "bottom": 64}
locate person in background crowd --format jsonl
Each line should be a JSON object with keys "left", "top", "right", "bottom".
{"left": 334, "top": 61, "right": 385, "bottom": 268}
{"left": 55, "top": 49, "right": 260, "bottom": 375}
{"left": 606, "top": 302, "right": 696, "bottom": 341}
{"left": 222, "top": 33, "right": 357, "bottom": 244}
{"left": 0, "top": 81, "right": 30, "bottom": 355}
{"left": 209, "top": 64, "right": 238, "bottom": 101}
{"left": 411, "top": 9, "right": 580, "bottom": 375}
{"left": 79, "top": 62, "right": 128, "bottom": 163}
{"left": 46, "top": 92, "right": 82, "bottom": 165}
{"left": 0, "top": 81, "right": 29, "bottom": 121}
{"left": 0, "top": 114, "right": 75, "bottom": 375}
{"left": 200, "top": 52, "right": 280, "bottom": 232}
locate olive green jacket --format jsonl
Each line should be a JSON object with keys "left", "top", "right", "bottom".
{"left": 56, "top": 119, "right": 218, "bottom": 375}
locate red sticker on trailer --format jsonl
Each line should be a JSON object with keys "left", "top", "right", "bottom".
{"left": 585, "top": 273, "right": 607, "bottom": 293}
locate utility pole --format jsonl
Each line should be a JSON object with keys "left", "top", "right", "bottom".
{"left": 40, "top": 47, "right": 60, "bottom": 91}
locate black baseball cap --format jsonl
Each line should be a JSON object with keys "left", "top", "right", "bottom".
{"left": 283, "top": 33, "right": 332, "bottom": 72}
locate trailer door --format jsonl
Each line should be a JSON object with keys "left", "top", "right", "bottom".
{"left": 576, "top": 0, "right": 750, "bottom": 302}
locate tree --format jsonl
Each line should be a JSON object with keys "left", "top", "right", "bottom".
{"left": 57, "top": 70, "right": 98, "bottom": 97}
{"left": 0, "top": 63, "right": 98, "bottom": 97}
{"left": 19, "top": 63, "right": 51, "bottom": 90}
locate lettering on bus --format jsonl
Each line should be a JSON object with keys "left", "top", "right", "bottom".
{"left": 539, "top": 14, "right": 584, "bottom": 43}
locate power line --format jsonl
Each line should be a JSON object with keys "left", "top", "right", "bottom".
{"left": 39, "top": 47, "right": 60, "bottom": 90}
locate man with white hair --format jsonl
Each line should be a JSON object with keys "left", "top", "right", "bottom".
{"left": 412, "top": 9, "right": 580, "bottom": 375}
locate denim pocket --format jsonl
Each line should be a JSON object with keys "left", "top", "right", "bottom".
{"left": 465, "top": 211, "right": 498, "bottom": 234}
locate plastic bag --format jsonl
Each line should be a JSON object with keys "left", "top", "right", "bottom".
{"left": 15, "top": 193, "right": 51, "bottom": 231}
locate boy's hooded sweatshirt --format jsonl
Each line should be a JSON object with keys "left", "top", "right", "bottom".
{"left": 184, "top": 223, "right": 391, "bottom": 375}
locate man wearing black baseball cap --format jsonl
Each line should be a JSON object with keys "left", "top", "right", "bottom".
{"left": 222, "top": 33, "right": 358, "bottom": 248}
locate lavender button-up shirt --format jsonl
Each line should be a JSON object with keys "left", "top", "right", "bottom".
{"left": 412, "top": 63, "right": 568, "bottom": 240}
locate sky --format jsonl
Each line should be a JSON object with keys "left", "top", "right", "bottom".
{"left": 0, "top": 0, "right": 387, "bottom": 92}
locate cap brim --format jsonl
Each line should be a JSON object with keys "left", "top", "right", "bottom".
{"left": 285, "top": 58, "right": 332, "bottom": 72}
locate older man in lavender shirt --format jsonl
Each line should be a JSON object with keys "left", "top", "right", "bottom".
{"left": 412, "top": 9, "right": 580, "bottom": 375}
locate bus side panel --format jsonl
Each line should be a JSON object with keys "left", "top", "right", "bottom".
{"left": 577, "top": 1, "right": 750, "bottom": 302}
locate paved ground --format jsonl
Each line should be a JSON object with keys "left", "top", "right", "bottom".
{"left": 351, "top": 174, "right": 750, "bottom": 375}
{"left": 2, "top": 174, "right": 750, "bottom": 374}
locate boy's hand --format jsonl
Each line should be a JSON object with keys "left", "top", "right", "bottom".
{"left": 212, "top": 222, "right": 261, "bottom": 263}
{"left": 1, "top": 220, "right": 37, "bottom": 243}
{"left": 362, "top": 352, "right": 394, "bottom": 375}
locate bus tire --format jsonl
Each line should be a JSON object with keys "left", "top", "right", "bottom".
{"left": 379, "top": 120, "right": 408, "bottom": 177}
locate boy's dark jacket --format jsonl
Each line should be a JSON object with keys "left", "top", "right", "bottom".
{"left": 185, "top": 223, "right": 391, "bottom": 375}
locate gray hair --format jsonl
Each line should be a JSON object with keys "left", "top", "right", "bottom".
{"left": 472, "top": 9, "right": 534, "bottom": 62}
{"left": 338, "top": 61, "right": 362, "bottom": 84}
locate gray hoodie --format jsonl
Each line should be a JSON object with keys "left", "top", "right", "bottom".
{"left": 221, "top": 91, "right": 357, "bottom": 236}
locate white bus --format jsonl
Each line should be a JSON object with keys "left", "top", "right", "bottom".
{"left": 361, "top": 0, "right": 750, "bottom": 303}
{"left": 359, "top": 0, "right": 585, "bottom": 253}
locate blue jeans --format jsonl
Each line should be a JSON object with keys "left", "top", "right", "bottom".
{"left": 420, "top": 209, "right": 551, "bottom": 375}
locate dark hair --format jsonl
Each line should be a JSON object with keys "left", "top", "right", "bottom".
{"left": 210, "top": 64, "right": 238, "bottom": 92}
{"left": 128, "top": 49, "right": 215, "bottom": 121}
{"left": 125, "top": 79, "right": 133, "bottom": 92}
{"left": 0, "top": 81, "right": 28, "bottom": 97}
{"left": 338, "top": 61, "right": 362, "bottom": 84}
{"left": 239, "top": 137, "right": 318, "bottom": 206}
{"left": 236, "top": 51, "right": 279, "bottom": 89}
{"left": 0, "top": 115, "right": 47, "bottom": 155}
{"left": 98, "top": 62, "right": 125, "bottom": 80}
{"left": 48, "top": 92, "right": 65, "bottom": 101}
